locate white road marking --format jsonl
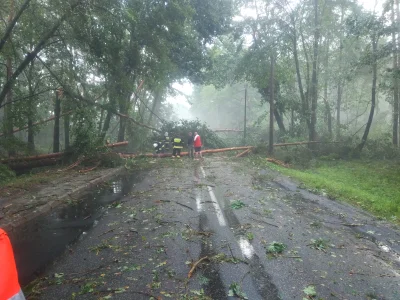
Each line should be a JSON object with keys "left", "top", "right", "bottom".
{"left": 200, "top": 167, "right": 254, "bottom": 259}
{"left": 195, "top": 189, "right": 202, "bottom": 212}
{"left": 200, "top": 167, "right": 226, "bottom": 227}
{"left": 238, "top": 236, "right": 255, "bottom": 259}
{"left": 200, "top": 167, "right": 206, "bottom": 178}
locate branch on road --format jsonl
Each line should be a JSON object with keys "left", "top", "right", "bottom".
{"left": 188, "top": 256, "right": 209, "bottom": 278}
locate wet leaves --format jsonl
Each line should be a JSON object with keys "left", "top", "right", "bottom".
{"left": 211, "top": 253, "right": 243, "bottom": 264}
{"left": 231, "top": 200, "right": 246, "bottom": 209}
{"left": 309, "top": 238, "right": 329, "bottom": 252}
{"left": 228, "top": 282, "right": 248, "bottom": 299}
{"left": 245, "top": 232, "right": 254, "bottom": 241}
{"left": 302, "top": 285, "right": 317, "bottom": 299}
{"left": 266, "top": 242, "right": 286, "bottom": 256}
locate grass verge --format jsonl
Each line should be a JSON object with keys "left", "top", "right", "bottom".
{"left": 254, "top": 157, "right": 400, "bottom": 223}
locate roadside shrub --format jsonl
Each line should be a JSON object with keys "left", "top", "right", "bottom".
{"left": 0, "top": 164, "right": 16, "bottom": 185}
{"left": 362, "top": 134, "right": 400, "bottom": 160}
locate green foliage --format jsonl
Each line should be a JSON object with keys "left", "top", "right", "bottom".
{"left": 0, "top": 164, "right": 16, "bottom": 185}
{"left": 362, "top": 133, "right": 400, "bottom": 159}
{"left": 69, "top": 108, "right": 103, "bottom": 157}
{"left": 246, "top": 232, "right": 254, "bottom": 241}
{"left": 266, "top": 242, "right": 286, "bottom": 256}
{"left": 228, "top": 282, "right": 248, "bottom": 299}
{"left": 310, "top": 238, "right": 329, "bottom": 251}
{"left": 230, "top": 200, "right": 245, "bottom": 209}
{"left": 303, "top": 285, "right": 317, "bottom": 299}
{"left": 157, "top": 119, "right": 226, "bottom": 149}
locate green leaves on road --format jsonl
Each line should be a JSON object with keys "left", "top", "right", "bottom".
{"left": 231, "top": 200, "right": 246, "bottom": 209}
{"left": 228, "top": 282, "right": 248, "bottom": 299}
{"left": 303, "top": 285, "right": 317, "bottom": 299}
{"left": 266, "top": 241, "right": 286, "bottom": 257}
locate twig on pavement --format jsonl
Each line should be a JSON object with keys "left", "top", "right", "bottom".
{"left": 188, "top": 256, "right": 209, "bottom": 278}
{"left": 250, "top": 217, "right": 279, "bottom": 228}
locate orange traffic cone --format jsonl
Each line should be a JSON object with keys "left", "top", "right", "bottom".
{"left": 0, "top": 229, "right": 25, "bottom": 300}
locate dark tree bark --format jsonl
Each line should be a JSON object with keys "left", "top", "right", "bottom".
{"left": 290, "top": 109, "right": 295, "bottom": 136}
{"left": 337, "top": 6, "right": 345, "bottom": 139}
{"left": 291, "top": 15, "right": 310, "bottom": 131}
{"left": 117, "top": 95, "right": 129, "bottom": 142}
{"left": 98, "top": 109, "right": 105, "bottom": 134}
{"left": 356, "top": 36, "right": 378, "bottom": 153}
{"left": 274, "top": 109, "right": 286, "bottom": 134}
{"left": 4, "top": 0, "right": 15, "bottom": 157}
{"left": 269, "top": 54, "right": 275, "bottom": 155}
{"left": 53, "top": 89, "right": 61, "bottom": 153}
{"left": 309, "top": 0, "right": 320, "bottom": 145}
{"left": 0, "top": 0, "right": 31, "bottom": 52}
{"left": 323, "top": 39, "right": 332, "bottom": 138}
{"left": 27, "top": 117, "right": 34, "bottom": 152}
{"left": 27, "top": 62, "right": 35, "bottom": 153}
{"left": 64, "top": 113, "right": 70, "bottom": 149}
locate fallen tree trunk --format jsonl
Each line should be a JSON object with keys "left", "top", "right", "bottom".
{"left": 7, "top": 158, "right": 61, "bottom": 171}
{"left": 235, "top": 148, "right": 252, "bottom": 158}
{"left": 213, "top": 129, "right": 244, "bottom": 133}
{"left": 274, "top": 141, "right": 319, "bottom": 147}
{"left": 266, "top": 158, "right": 290, "bottom": 168}
{"left": 120, "top": 146, "right": 254, "bottom": 159}
{"left": 1, "top": 141, "right": 128, "bottom": 164}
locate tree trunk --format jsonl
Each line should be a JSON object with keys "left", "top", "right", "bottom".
{"left": 0, "top": 0, "right": 32, "bottom": 52}
{"left": 101, "top": 111, "right": 112, "bottom": 141}
{"left": 274, "top": 109, "right": 286, "bottom": 134}
{"left": 356, "top": 37, "right": 378, "bottom": 154}
{"left": 336, "top": 82, "right": 342, "bottom": 138}
{"left": 27, "top": 116, "right": 34, "bottom": 152}
{"left": 290, "top": 109, "right": 295, "bottom": 136}
{"left": 117, "top": 96, "right": 129, "bottom": 142}
{"left": 268, "top": 54, "right": 275, "bottom": 155}
{"left": 53, "top": 89, "right": 61, "bottom": 153}
{"left": 336, "top": 6, "right": 344, "bottom": 139}
{"left": 393, "top": 0, "right": 399, "bottom": 146}
{"left": 4, "top": 0, "right": 15, "bottom": 156}
{"left": 27, "top": 62, "right": 35, "bottom": 153}
{"left": 64, "top": 113, "right": 70, "bottom": 149}
{"left": 309, "top": 0, "right": 320, "bottom": 145}
{"left": 323, "top": 38, "right": 333, "bottom": 138}
{"left": 98, "top": 109, "right": 104, "bottom": 134}
{"left": 292, "top": 15, "right": 310, "bottom": 133}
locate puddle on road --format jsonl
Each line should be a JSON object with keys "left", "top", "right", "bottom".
{"left": 9, "top": 173, "right": 143, "bottom": 286}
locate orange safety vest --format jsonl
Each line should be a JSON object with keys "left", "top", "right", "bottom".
{"left": 0, "top": 229, "right": 25, "bottom": 300}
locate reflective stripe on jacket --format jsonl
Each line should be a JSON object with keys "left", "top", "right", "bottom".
{"left": 0, "top": 229, "right": 26, "bottom": 300}
{"left": 173, "top": 138, "right": 183, "bottom": 149}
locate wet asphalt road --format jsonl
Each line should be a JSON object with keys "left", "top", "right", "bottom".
{"left": 29, "top": 157, "right": 400, "bottom": 299}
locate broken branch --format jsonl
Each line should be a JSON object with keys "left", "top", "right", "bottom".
{"left": 188, "top": 256, "right": 209, "bottom": 278}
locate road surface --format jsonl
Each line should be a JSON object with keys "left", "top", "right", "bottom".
{"left": 30, "top": 156, "right": 400, "bottom": 299}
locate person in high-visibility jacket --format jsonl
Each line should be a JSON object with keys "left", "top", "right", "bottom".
{"left": 172, "top": 136, "right": 184, "bottom": 158}
{"left": 163, "top": 132, "right": 170, "bottom": 153}
{"left": 0, "top": 229, "right": 26, "bottom": 300}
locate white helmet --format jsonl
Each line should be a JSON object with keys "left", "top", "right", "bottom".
{"left": 165, "top": 132, "right": 169, "bottom": 137}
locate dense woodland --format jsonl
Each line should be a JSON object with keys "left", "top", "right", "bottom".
{"left": 1, "top": 0, "right": 400, "bottom": 160}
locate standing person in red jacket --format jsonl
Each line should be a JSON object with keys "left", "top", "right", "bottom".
{"left": 193, "top": 131, "right": 202, "bottom": 160}
{"left": 0, "top": 229, "right": 26, "bottom": 300}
